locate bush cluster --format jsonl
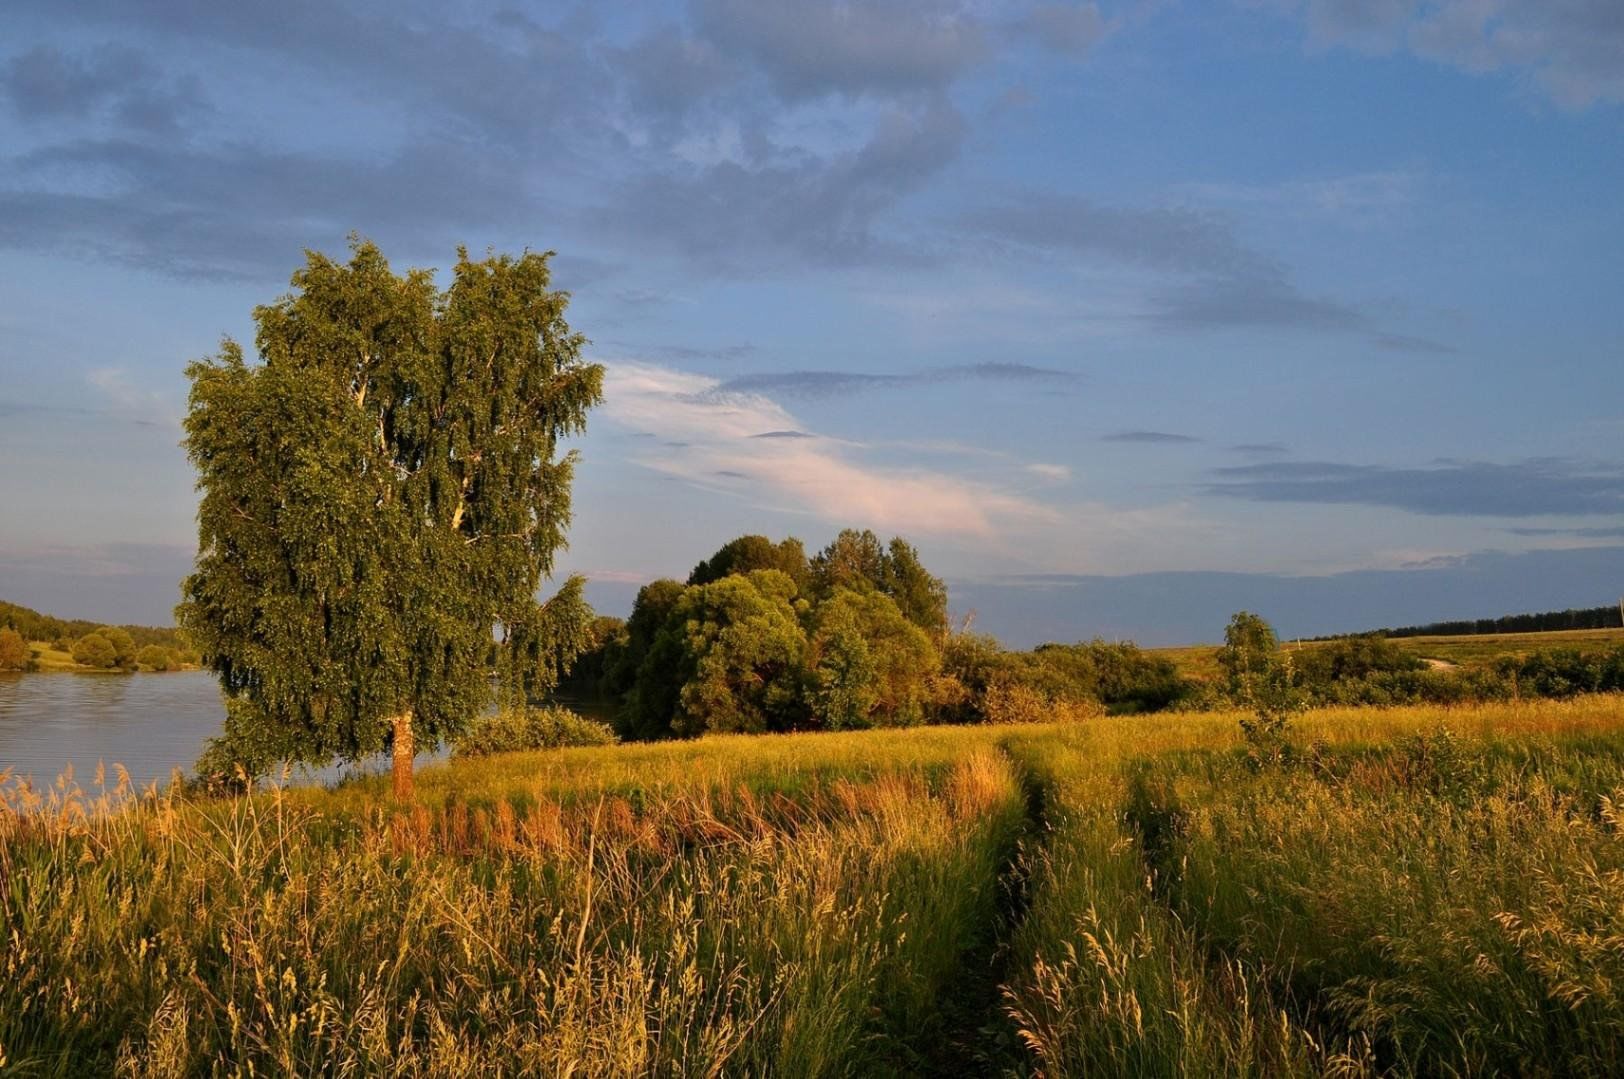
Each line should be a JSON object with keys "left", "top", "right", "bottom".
{"left": 583, "top": 530, "right": 1204, "bottom": 740}
{"left": 452, "top": 705, "right": 619, "bottom": 757}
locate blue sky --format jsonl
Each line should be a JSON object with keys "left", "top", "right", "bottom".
{"left": 1, "top": 0, "right": 1621, "bottom": 645}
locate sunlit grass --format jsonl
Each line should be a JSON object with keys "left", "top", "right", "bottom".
{"left": 5, "top": 696, "right": 1624, "bottom": 1074}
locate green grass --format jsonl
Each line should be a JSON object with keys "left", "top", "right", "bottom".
{"left": 1153, "top": 626, "right": 1624, "bottom": 681}
{"left": 6, "top": 698, "right": 1624, "bottom": 1074}
{"left": 17, "top": 639, "right": 200, "bottom": 673}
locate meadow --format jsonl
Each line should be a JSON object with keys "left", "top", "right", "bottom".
{"left": 5, "top": 696, "right": 1624, "bottom": 1075}
{"left": 1154, "top": 625, "right": 1624, "bottom": 680}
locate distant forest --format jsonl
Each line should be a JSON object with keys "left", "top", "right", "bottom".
{"left": 0, "top": 599, "right": 186, "bottom": 651}
{"left": 1350, "top": 604, "right": 1622, "bottom": 639}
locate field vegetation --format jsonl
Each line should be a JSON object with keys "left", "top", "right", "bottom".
{"left": 7, "top": 696, "right": 1624, "bottom": 1075}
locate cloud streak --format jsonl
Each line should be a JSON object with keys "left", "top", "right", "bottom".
{"left": 1267, "top": 0, "right": 1624, "bottom": 107}
{"left": 1207, "top": 457, "right": 1624, "bottom": 517}
{"left": 602, "top": 360, "right": 1059, "bottom": 536}
{"left": 716, "top": 360, "right": 1074, "bottom": 398}
{"left": 1104, "top": 430, "right": 1203, "bottom": 444}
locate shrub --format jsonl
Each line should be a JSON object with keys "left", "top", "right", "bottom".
{"left": 71, "top": 632, "right": 118, "bottom": 669}
{"left": 0, "top": 627, "right": 29, "bottom": 671}
{"left": 452, "top": 705, "right": 618, "bottom": 757}
{"left": 99, "top": 626, "right": 138, "bottom": 670}
{"left": 136, "top": 644, "right": 176, "bottom": 671}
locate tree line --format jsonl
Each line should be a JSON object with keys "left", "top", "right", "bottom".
{"left": 0, "top": 600, "right": 197, "bottom": 672}
{"left": 1333, "top": 604, "right": 1622, "bottom": 640}
{"left": 0, "top": 599, "right": 190, "bottom": 653}
{"left": 562, "top": 529, "right": 1192, "bottom": 740}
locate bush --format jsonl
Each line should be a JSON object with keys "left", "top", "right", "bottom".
{"left": 981, "top": 681, "right": 1102, "bottom": 725}
{"left": 453, "top": 705, "right": 618, "bottom": 758}
{"left": 137, "top": 644, "right": 177, "bottom": 671}
{"left": 0, "top": 627, "right": 30, "bottom": 671}
{"left": 71, "top": 632, "right": 118, "bottom": 669}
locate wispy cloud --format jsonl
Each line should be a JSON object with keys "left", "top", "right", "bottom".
{"left": 716, "top": 360, "right": 1074, "bottom": 398}
{"left": 601, "top": 360, "right": 1059, "bottom": 536}
{"left": 1264, "top": 0, "right": 1624, "bottom": 108}
{"left": 1505, "top": 525, "right": 1624, "bottom": 539}
{"left": 1207, "top": 457, "right": 1624, "bottom": 517}
{"left": 86, "top": 367, "right": 179, "bottom": 427}
{"left": 1104, "top": 430, "right": 1202, "bottom": 444}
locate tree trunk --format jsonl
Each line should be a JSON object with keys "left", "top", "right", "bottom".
{"left": 392, "top": 710, "right": 415, "bottom": 802}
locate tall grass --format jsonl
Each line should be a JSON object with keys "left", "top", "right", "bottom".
{"left": 0, "top": 735, "right": 1023, "bottom": 1076}
{"left": 6, "top": 697, "right": 1624, "bottom": 1075}
{"left": 1000, "top": 696, "right": 1624, "bottom": 1077}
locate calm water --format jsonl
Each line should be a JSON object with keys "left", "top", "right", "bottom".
{"left": 0, "top": 672, "right": 440, "bottom": 790}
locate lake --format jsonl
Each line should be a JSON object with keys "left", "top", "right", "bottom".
{"left": 0, "top": 671, "right": 441, "bottom": 791}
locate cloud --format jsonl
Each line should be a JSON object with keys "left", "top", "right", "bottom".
{"left": 1027, "top": 462, "right": 1073, "bottom": 481}
{"left": 0, "top": 44, "right": 207, "bottom": 133}
{"left": 1013, "top": 4, "right": 1111, "bottom": 55}
{"left": 601, "top": 360, "right": 1058, "bottom": 537}
{"left": 693, "top": 0, "right": 990, "bottom": 100}
{"left": 716, "top": 360, "right": 1072, "bottom": 398}
{"left": 1207, "top": 457, "right": 1624, "bottom": 517}
{"left": 597, "top": 98, "right": 967, "bottom": 269}
{"left": 1231, "top": 442, "right": 1290, "bottom": 455}
{"left": 749, "top": 429, "right": 816, "bottom": 439}
{"left": 963, "top": 191, "right": 1370, "bottom": 333}
{"left": 1375, "top": 332, "right": 1458, "bottom": 355}
{"left": 963, "top": 193, "right": 1265, "bottom": 277}
{"left": 86, "top": 367, "right": 178, "bottom": 427}
{"left": 1104, "top": 430, "right": 1203, "bottom": 444}
{"left": 1262, "top": 0, "right": 1624, "bottom": 107}
{"left": 1505, "top": 525, "right": 1624, "bottom": 539}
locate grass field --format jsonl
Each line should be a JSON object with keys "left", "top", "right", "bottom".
{"left": 6, "top": 697, "right": 1624, "bottom": 1075}
{"left": 17, "top": 639, "right": 199, "bottom": 674}
{"left": 1154, "top": 626, "right": 1624, "bottom": 682}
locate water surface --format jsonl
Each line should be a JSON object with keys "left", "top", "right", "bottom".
{"left": 0, "top": 671, "right": 442, "bottom": 791}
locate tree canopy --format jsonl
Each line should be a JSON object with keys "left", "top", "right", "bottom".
{"left": 179, "top": 239, "right": 602, "bottom": 797}
{"left": 809, "top": 530, "right": 948, "bottom": 635}
{"left": 0, "top": 628, "right": 29, "bottom": 671}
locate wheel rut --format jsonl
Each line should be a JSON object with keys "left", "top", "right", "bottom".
{"left": 911, "top": 742, "right": 1052, "bottom": 1077}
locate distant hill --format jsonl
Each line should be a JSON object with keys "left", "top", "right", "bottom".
{"left": 0, "top": 598, "right": 187, "bottom": 651}
{"left": 1343, "top": 604, "right": 1622, "bottom": 640}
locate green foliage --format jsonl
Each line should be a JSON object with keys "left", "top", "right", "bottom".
{"left": 1295, "top": 632, "right": 1424, "bottom": 684}
{"left": 810, "top": 530, "right": 948, "bottom": 635}
{"left": 554, "top": 614, "right": 625, "bottom": 696}
{"left": 70, "top": 632, "right": 118, "bottom": 669}
{"left": 178, "top": 239, "right": 602, "bottom": 776}
{"left": 606, "top": 579, "right": 688, "bottom": 737}
{"left": 1218, "top": 611, "right": 1305, "bottom": 754}
{"left": 809, "top": 589, "right": 939, "bottom": 729}
{"left": 452, "top": 705, "right": 617, "bottom": 757}
{"left": 0, "top": 627, "right": 30, "bottom": 671}
{"left": 136, "top": 644, "right": 177, "bottom": 671}
{"left": 100, "top": 626, "right": 137, "bottom": 670}
{"left": 643, "top": 570, "right": 809, "bottom": 737}
{"left": 688, "top": 534, "right": 811, "bottom": 594}
{"left": 0, "top": 598, "right": 187, "bottom": 653}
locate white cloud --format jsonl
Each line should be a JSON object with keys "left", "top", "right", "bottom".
{"left": 86, "top": 366, "right": 179, "bottom": 427}
{"left": 600, "top": 360, "right": 1059, "bottom": 537}
{"left": 1027, "top": 462, "right": 1072, "bottom": 481}
{"left": 1263, "top": 0, "right": 1624, "bottom": 107}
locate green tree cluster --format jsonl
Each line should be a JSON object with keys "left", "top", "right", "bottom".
{"left": 0, "top": 599, "right": 190, "bottom": 653}
{"left": 179, "top": 239, "right": 602, "bottom": 798}
{"left": 598, "top": 532, "right": 950, "bottom": 739}
{"left": 592, "top": 530, "right": 1199, "bottom": 739}
{"left": 70, "top": 626, "right": 137, "bottom": 670}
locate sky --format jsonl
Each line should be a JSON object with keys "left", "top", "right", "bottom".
{"left": 0, "top": 0, "right": 1621, "bottom": 646}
